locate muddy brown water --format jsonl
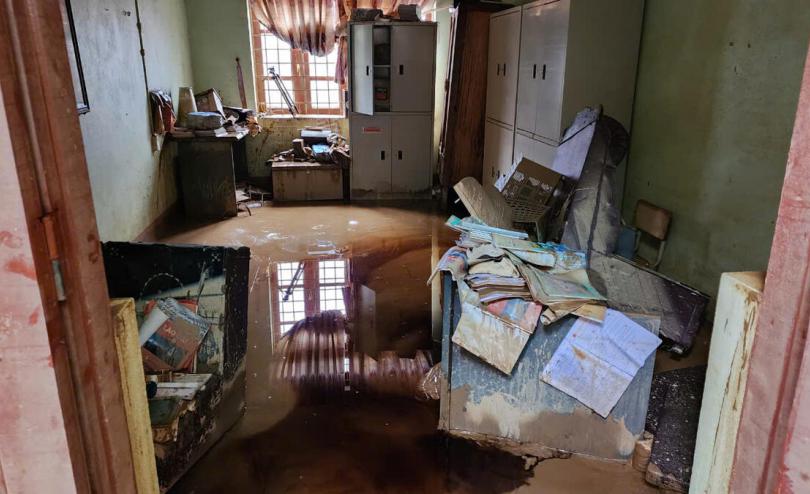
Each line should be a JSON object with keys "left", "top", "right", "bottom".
{"left": 150, "top": 202, "right": 658, "bottom": 493}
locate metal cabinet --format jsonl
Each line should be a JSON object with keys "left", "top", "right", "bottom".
{"left": 485, "top": 8, "right": 521, "bottom": 126}
{"left": 349, "top": 21, "right": 436, "bottom": 197}
{"left": 514, "top": 131, "right": 557, "bottom": 168}
{"left": 483, "top": 120, "right": 514, "bottom": 187}
{"left": 351, "top": 24, "right": 375, "bottom": 116}
{"left": 483, "top": 0, "right": 643, "bottom": 185}
{"left": 350, "top": 22, "right": 437, "bottom": 116}
{"left": 390, "top": 25, "right": 435, "bottom": 113}
{"left": 350, "top": 114, "right": 391, "bottom": 193}
{"left": 351, "top": 113, "right": 432, "bottom": 196}
{"left": 391, "top": 115, "right": 432, "bottom": 192}
{"left": 523, "top": 0, "right": 569, "bottom": 142}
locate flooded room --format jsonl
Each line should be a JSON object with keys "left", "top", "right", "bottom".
{"left": 2, "top": 1, "right": 810, "bottom": 493}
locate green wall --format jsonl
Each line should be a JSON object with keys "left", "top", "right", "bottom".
{"left": 75, "top": 0, "right": 194, "bottom": 240}
{"left": 624, "top": 0, "right": 810, "bottom": 297}
{"left": 185, "top": 0, "right": 256, "bottom": 108}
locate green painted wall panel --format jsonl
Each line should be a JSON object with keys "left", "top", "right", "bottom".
{"left": 185, "top": 0, "right": 256, "bottom": 108}
{"left": 624, "top": 0, "right": 810, "bottom": 297}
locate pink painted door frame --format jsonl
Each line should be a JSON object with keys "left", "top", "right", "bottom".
{"left": 0, "top": 1, "right": 137, "bottom": 492}
{"left": 730, "top": 42, "right": 810, "bottom": 493}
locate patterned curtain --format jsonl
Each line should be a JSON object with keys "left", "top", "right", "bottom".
{"left": 251, "top": 0, "right": 431, "bottom": 87}
{"left": 251, "top": 0, "right": 340, "bottom": 57}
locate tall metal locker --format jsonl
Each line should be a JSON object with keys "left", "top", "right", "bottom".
{"left": 482, "top": 0, "right": 644, "bottom": 188}
{"left": 482, "top": 7, "right": 522, "bottom": 187}
{"left": 349, "top": 21, "right": 437, "bottom": 199}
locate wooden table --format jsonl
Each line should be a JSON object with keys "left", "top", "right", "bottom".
{"left": 171, "top": 130, "right": 248, "bottom": 218}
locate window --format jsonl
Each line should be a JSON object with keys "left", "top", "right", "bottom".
{"left": 277, "top": 262, "right": 308, "bottom": 334}
{"left": 251, "top": 16, "right": 343, "bottom": 116}
{"left": 273, "top": 259, "right": 350, "bottom": 335}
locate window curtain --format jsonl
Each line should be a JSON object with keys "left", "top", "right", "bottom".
{"left": 251, "top": 0, "right": 431, "bottom": 88}
{"left": 251, "top": 0, "right": 340, "bottom": 57}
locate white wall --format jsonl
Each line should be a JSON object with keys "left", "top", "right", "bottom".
{"left": 73, "top": 0, "right": 194, "bottom": 240}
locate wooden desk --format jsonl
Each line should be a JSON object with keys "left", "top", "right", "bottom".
{"left": 171, "top": 130, "right": 248, "bottom": 218}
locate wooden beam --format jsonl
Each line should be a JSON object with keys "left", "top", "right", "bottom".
{"left": 0, "top": 0, "right": 137, "bottom": 492}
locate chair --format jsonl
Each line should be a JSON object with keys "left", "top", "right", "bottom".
{"left": 633, "top": 199, "right": 672, "bottom": 270}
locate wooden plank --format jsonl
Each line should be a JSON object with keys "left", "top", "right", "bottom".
{"left": 690, "top": 272, "right": 763, "bottom": 493}
{"left": 110, "top": 298, "right": 159, "bottom": 494}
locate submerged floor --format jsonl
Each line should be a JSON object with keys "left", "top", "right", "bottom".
{"left": 148, "top": 201, "right": 692, "bottom": 493}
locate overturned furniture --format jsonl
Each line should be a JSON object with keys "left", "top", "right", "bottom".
{"left": 102, "top": 242, "right": 250, "bottom": 492}
{"left": 439, "top": 274, "right": 659, "bottom": 460}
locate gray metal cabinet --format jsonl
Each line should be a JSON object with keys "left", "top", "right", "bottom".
{"left": 351, "top": 24, "right": 375, "bottom": 116}
{"left": 528, "top": 0, "right": 568, "bottom": 142}
{"left": 391, "top": 115, "right": 432, "bottom": 192}
{"left": 351, "top": 113, "right": 432, "bottom": 196}
{"left": 485, "top": 8, "right": 521, "bottom": 126}
{"left": 390, "top": 26, "right": 435, "bottom": 113}
{"left": 483, "top": 120, "right": 515, "bottom": 185}
{"left": 514, "top": 130, "right": 557, "bottom": 168}
{"left": 350, "top": 113, "right": 391, "bottom": 193}
{"left": 483, "top": 0, "right": 644, "bottom": 187}
{"left": 349, "top": 21, "right": 436, "bottom": 197}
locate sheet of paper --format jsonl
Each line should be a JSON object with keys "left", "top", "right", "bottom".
{"left": 540, "top": 309, "right": 662, "bottom": 417}
{"left": 452, "top": 302, "right": 531, "bottom": 375}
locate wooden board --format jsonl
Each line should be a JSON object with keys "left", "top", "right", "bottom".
{"left": 110, "top": 298, "right": 159, "bottom": 494}
{"left": 690, "top": 272, "right": 763, "bottom": 493}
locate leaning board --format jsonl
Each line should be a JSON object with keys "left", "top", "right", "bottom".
{"left": 110, "top": 298, "right": 159, "bottom": 494}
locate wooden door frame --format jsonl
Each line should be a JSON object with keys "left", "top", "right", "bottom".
{"left": 0, "top": 1, "right": 136, "bottom": 492}
{"left": 730, "top": 42, "right": 810, "bottom": 493}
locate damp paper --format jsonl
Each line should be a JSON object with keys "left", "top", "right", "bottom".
{"left": 540, "top": 309, "right": 662, "bottom": 417}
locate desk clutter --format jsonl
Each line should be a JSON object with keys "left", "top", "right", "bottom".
{"left": 148, "top": 86, "right": 262, "bottom": 140}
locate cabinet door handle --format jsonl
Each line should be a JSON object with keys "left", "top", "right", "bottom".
{"left": 542, "top": 64, "right": 546, "bottom": 80}
{"left": 503, "top": 63, "right": 507, "bottom": 76}
{"left": 366, "top": 65, "right": 370, "bottom": 76}
{"left": 399, "top": 64, "right": 404, "bottom": 75}
{"left": 398, "top": 150, "right": 403, "bottom": 160}
{"left": 533, "top": 64, "right": 537, "bottom": 79}
{"left": 381, "top": 150, "right": 386, "bottom": 160}
{"left": 495, "top": 63, "right": 500, "bottom": 76}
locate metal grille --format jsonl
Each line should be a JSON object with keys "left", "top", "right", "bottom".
{"left": 252, "top": 15, "right": 343, "bottom": 116}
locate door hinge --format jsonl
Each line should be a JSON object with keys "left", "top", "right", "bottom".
{"left": 42, "top": 214, "right": 67, "bottom": 302}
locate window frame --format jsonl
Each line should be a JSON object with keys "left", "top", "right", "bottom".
{"left": 271, "top": 259, "right": 351, "bottom": 337}
{"left": 250, "top": 16, "right": 344, "bottom": 117}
